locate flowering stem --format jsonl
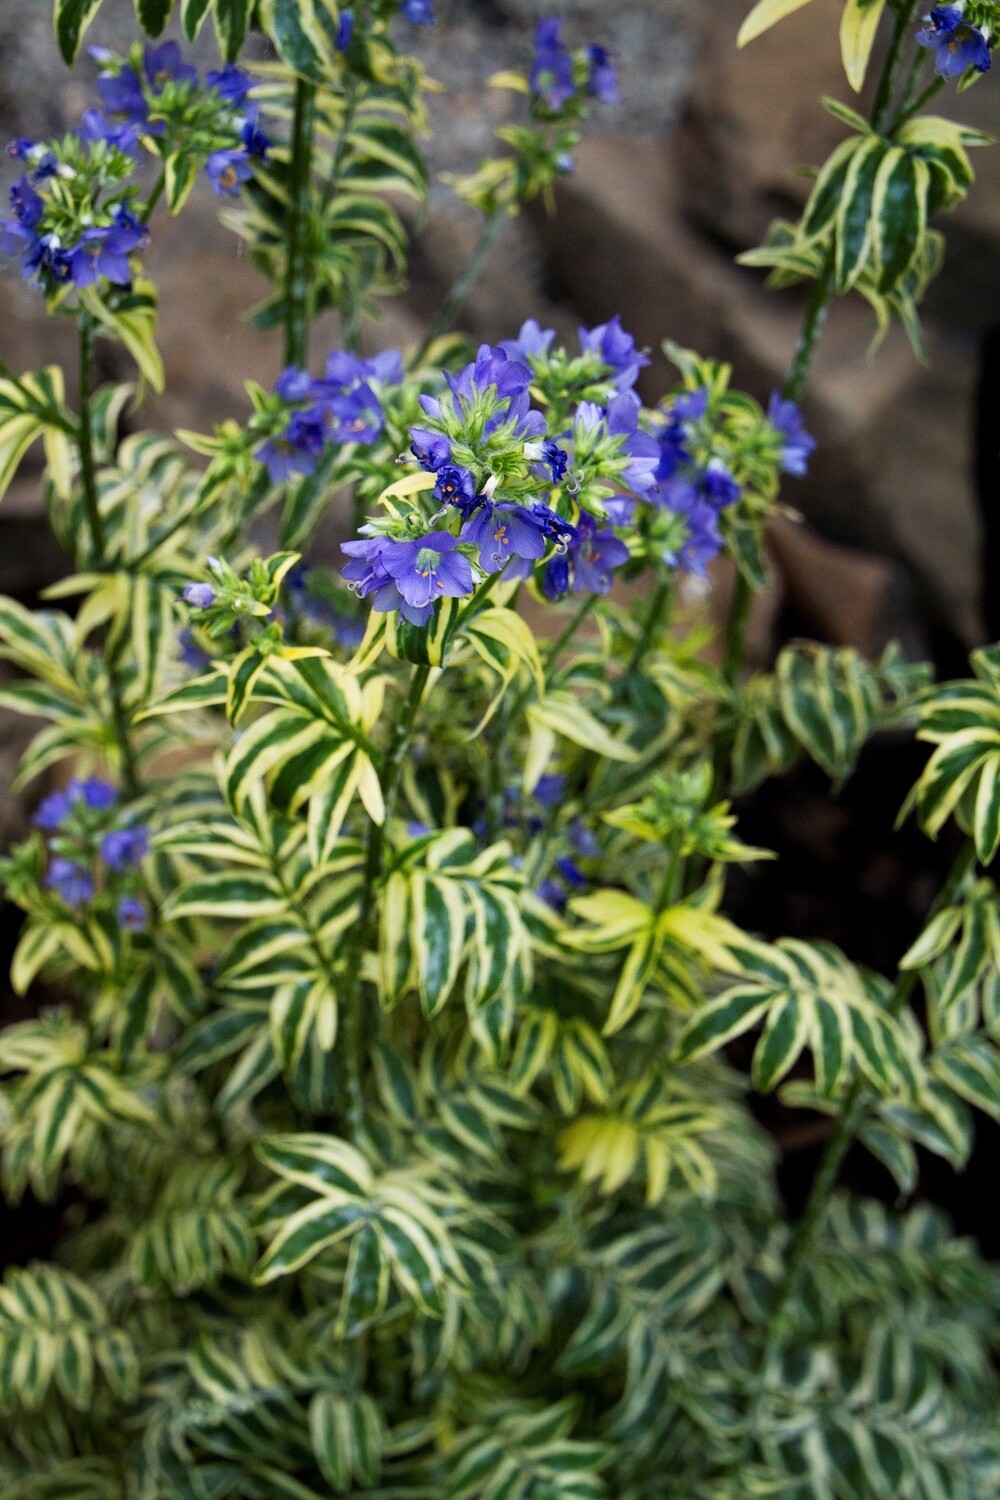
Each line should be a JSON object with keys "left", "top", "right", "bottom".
{"left": 139, "top": 169, "right": 166, "bottom": 225}
{"left": 732, "top": 839, "right": 976, "bottom": 1471}
{"left": 77, "top": 315, "right": 105, "bottom": 564}
{"left": 410, "top": 208, "right": 509, "bottom": 367}
{"left": 892, "top": 73, "right": 945, "bottom": 130}
{"left": 337, "top": 664, "right": 432, "bottom": 1139}
{"left": 284, "top": 77, "right": 318, "bottom": 369}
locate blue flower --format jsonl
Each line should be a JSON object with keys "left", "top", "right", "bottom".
{"left": 447, "top": 343, "right": 533, "bottom": 404}
{"left": 240, "top": 112, "right": 271, "bottom": 159}
{"left": 178, "top": 628, "right": 211, "bottom": 670}
{"left": 7, "top": 138, "right": 35, "bottom": 160}
{"left": 77, "top": 108, "right": 139, "bottom": 152}
{"left": 67, "top": 211, "right": 146, "bottom": 289}
{"left": 570, "top": 819, "right": 601, "bottom": 857}
{"left": 45, "top": 858, "right": 94, "bottom": 907}
{"left": 402, "top": 0, "right": 435, "bottom": 23}
{"left": 916, "top": 7, "right": 991, "bottom": 75}
{"left": 183, "top": 582, "right": 215, "bottom": 608}
{"left": 410, "top": 427, "right": 452, "bottom": 470}
{"left": 74, "top": 778, "right": 118, "bottom": 811}
{"left": 30, "top": 776, "right": 117, "bottom": 827}
{"left": 526, "top": 502, "right": 577, "bottom": 547}
{"left": 555, "top": 855, "right": 587, "bottom": 887}
{"left": 205, "top": 147, "right": 252, "bottom": 195}
{"left": 10, "top": 176, "right": 43, "bottom": 228}
{"left": 30, "top": 152, "right": 60, "bottom": 182}
{"left": 530, "top": 18, "right": 575, "bottom": 110}
{"left": 767, "top": 392, "right": 816, "bottom": 477}
{"left": 536, "top": 878, "right": 567, "bottom": 911}
{"left": 206, "top": 63, "right": 252, "bottom": 105}
{"left": 434, "top": 464, "right": 477, "bottom": 509}
{"left": 380, "top": 532, "right": 476, "bottom": 612}
{"left": 33, "top": 790, "right": 74, "bottom": 830}
{"left": 257, "top": 408, "right": 326, "bottom": 481}
{"left": 317, "top": 384, "right": 383, "bottom": 444}
{"left": 274, "top": 365, "right": 313, "bottom": 401}
{"left": 97, "top": 65, "right": 149, "bottom": 127}
{"left": 335, "top": 8, "right": 355, "bottom": 49}
{"left": 579, "top": 314, "right": 649, "bottom": 390}
{"left": 672, "top": 387, "right": 710, "bottom": 422}
{"left": 702, "top": 459, "right": 741, "bottom": 508}
{"left": 533, "top": 774, "right": 567, "bottom": 808}
{"left": 602, "top": 392, "right": 659, "bottom": 492}
{"left": 586, "top": 44, "right": 619, "bottom": 103}
{"left": 25, "top": 234, "right": 74, "bottom": 285}
{"left": 143, "top": 42, "right": 198, "bottom": 93}
{"left": 101, "top": 825, "right": 150, "bottom": 870}
{"left": 117, "top": 896, "right": 148, "bottom": 931}
{"left": 461, "top": 500, "right": 549, "bottom": 575}
{"left": 541, "top": 439, "right": 569, "bottom": 483}
{"left": 500, "top": 318, "right": 556, "bottom": 361}
{"left": 570, "top": 509, "right": 629, "bottom": 592}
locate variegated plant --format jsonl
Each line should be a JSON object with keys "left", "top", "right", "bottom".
{"left": 1, "top": 3, "right": 999, "bottom": 1497}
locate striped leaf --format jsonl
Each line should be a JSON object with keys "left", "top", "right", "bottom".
{"left": 737, "top": 0, "right": 817, "bottom": 47}
{"left": 840, "top": 0, "right": 887, "bottom": 92}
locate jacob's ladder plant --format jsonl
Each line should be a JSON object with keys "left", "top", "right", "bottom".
{"left": 1, "top": 1, "right": 1000, "bottom": 1496}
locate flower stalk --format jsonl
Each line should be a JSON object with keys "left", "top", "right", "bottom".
{"left": 284, "top": 77, "right": 318, "bottom": 369}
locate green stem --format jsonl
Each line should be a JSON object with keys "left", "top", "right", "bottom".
{"left": 284, "top": 77, "right": 318, "bottom": 369}
{"left": 625, "top": 577, "right": 672, "bottom": 677}
{"left": 544, "top": 594, "right": 598, "bottom": 672}
{"left": 872, "top": 0, "right": 921, "bottom": 133}
{"left": 782, "top": 256, "right": 836, "bottom": 405}
{"left": 77, "top": 316, "right": 105, "bottom": 564}
{"left": 892, "top": 73, "right": 945, "bottom": 130}
{"left": 410, "top": 208, "right": 509, "bottom": 367}
{"left": 337, "top": 665, "right": 432, "bottom": 1138}
{"left": 733, "top": 840, "right": 976, "bottom": 1468}
{"left": 139, "top": 169, "right": 166, "bottom": 224}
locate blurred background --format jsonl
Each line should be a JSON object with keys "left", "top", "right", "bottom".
{"left": 1, "top": 0, "right": 998, "bottom": 1253}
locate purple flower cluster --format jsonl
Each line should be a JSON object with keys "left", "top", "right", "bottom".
{"left": 256, "top": 349, "right": 403, "bottom": 483}
{"left": 342, "top": 531, "right": 474, "bottom": 626}
{"left": 529, "top": 18, "right": 619, "bottom": 111}
{"left": 0, "top": 175, "right": 147, "bottom": 289}
{"left": 34, "top": 779, "right": 149, "bottom": 929}
{"left": 916, "top": 6, "right": 991, "bottom": 75}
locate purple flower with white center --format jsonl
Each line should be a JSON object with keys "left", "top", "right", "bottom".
{"left": 318, "top": 384, "right": 383, "bottom": 444}
{"left": 143, "top": 42, "right": 198, "bottom": 93}
{"left": 183, "top": 582, "right": 215, "bottom": 608}
{"left": 97, "top": 65, "right": 149, "bottom": 127}
{"left": 410, "top": 427, "right": 452, "bottom": 471}
{"left": 607, "top": 391, "right": 659, "bottom": 492}
{"left": 102, "top": 824, "right": 150, "bottom": 870}
{"left": 530, "top": 17, "right": 575, "bottom": 109}
{"left": 78, "top": 108, "right": 139, "bottom": 151}
{"left": 381, "top": 531, "right": 475, "bottom": 612}
{"left": 117, "top": 896, "right": 148, "bottom": 931}
{"left": 34, "top": 790, "right": 74, "bottom": 830}
{"left": 578, "top": 314, "right": 649, "bottom": 390}
{"left": 500, "top": 319, "right": 556, "bottom": 362}
{"left": 461, "top": 501, "right": 548, "bottom": 575}
{"left": 541, "top": 439, "right": 569, "bottom": 483}
{"left": 46, "top": 858, "right": 94, "bottom": 907}
{"left": 257, "top": 408, "right": 326, "bottom": 482}
{"left": 434, "top": 464, "right": 477, "bottom": 510}
{"left": 207, "top": 63, "right": 252, "bottom": 105}
{"left": 274, "top": 365, "right": 313, "bottom": 401}
{"left": 570, "top": 509, "right": 629, "bottom": 593}
{"left": 206, "top": 147, "right": 251, "bottom": 196}
{"left": 402, "top": 0, "right": 435, "bottom": 23}
{"left": 916, "top": 6, "right": 991, "bottom": 75}
{"left": 586, "top": 44, "right": 619, "bottom": 103}
{"left": 767, "top": 392, "right": 817, "bottom": 477}
{"left": 26, "top": 235, "right": 74, "bottom": 284}
{"left": 342, "top": 535, "right": 411, "bottom": 615}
